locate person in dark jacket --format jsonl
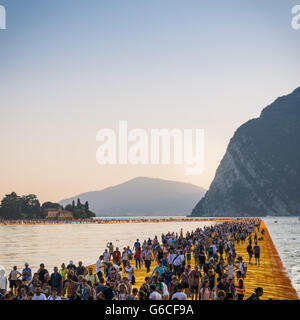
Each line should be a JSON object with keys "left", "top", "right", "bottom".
{"left": 247, "top": 287, "right": 263, "bottom": 300}
{"left": 50, "top": 267, "right": 62, "bottom": 295}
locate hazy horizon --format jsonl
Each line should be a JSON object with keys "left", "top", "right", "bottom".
{"left": 1, "top": 0, "right": 300, "bottom": 203}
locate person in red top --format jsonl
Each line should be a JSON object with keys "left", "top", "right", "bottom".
{"left": 112, "top": 247, "right": 121, "bottom": 266}
{"left": 135, "top": 247, "right": 142, "bottom": 270}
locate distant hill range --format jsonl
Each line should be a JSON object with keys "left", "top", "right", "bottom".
{"left": 60, "top": 177, "right": 206, "bottom": 216}
{"left": 191, "top": 87, "right": 300, "bottom": 217}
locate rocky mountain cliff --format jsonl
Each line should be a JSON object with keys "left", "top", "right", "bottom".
{"left": 191, "top": 87, "right": 300, "bottom": 217}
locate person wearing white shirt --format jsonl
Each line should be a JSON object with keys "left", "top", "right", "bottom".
{"left": 103, "top": 249, "right": 111, "bottom": 263}
{"left": 112, "top": 264, "right": 119, "bottom": 271}
{"left": 211, "top": 243, "right": 217, "bottom": 256}
{"left": 161, "top": 280, "right": 169, "bottom": 300}
{"left": 102, "top": 249, "right": 111, "bottom": 276}
{"left": 238, "top": 256, "right": 247, "bottom": 276}
{"left": 149, "top": 285, "right": 162, "bottom": 300}
{"left": 33, "top": 293, "right": 47, "bottom": 300}
{"left": 168, "top": 251, "right": 174, "bottom": 271}
{"left": 172, "top": 250, "right": 184, "bottom": 276}
{"left": 96, "top": 255, "right": 103, "bottom": 280}
{"left": 33, "top": 287, "right": 47, "bottom": 300}
{"left": 125, "top": 261, "right": 134, "bottom": 282}
{"left": 171, "top": 284, "right": 187, "bottom": 300}
{"left": 48, "top": 288, "right": 61, "bottom": 300}
{"left": 0, "top": 266, "right": 7, "bottom": 295}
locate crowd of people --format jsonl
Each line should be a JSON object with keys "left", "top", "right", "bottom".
{"left": 0, "top": 217, "right": 229, "bottom": 226}
{"left": 0, "top": 218, "right": 265, "bottom": 301}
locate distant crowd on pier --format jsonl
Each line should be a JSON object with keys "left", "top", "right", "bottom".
{"left": 0, "top": 217, "right": 233, "bottom": 225}
{"left": 0, "top": 218, "right": 265, "bottom": 300}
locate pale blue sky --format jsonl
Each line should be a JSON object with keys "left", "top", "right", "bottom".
{"left": 0, "top": 0, "right": 299, "bottom": 202}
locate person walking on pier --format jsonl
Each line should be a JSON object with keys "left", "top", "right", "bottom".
{"left": 235, "top": 271, "right": 245, "bottom": 300}
{"left": 21, "top": 263, "right": 32, "bottom": 284}
{"left": 85, "top": 267, "right": 99, "bottom": 287}
{"left": 237, "top": 256, "right": 247, "bottom": 278}
{"left": 134, "top": 246, "right": 142, "bottom": 270}
{"left": 168, "top": 249, "right": 175, "bottom": 272}
{"left": 144, "top": 247, "right": 153, "bottom": 273}
{"left": 172, "top": 250, "right": 185, "bottom": 277}
{"left": 247, "top": 243, "right": 253, "bottom": 264}
{"left": 122, "top": 248, "right": 129, "bottom": 269}
{"left": 189, "top": 264, "right": 201, "bottom": 300}
{"left": 95, "top": 256, "right": 103, "bottom": 280}
{"left": 253, "top": 243, "right": 260, "bottom": 265}
{"left": 8, "top": 266, "right": 21, "bottom": 294}
{"left": 50, "top": 267, "right": 62, "bottom": 295}
{"left": 112, "top": 247, "right": 121, "bottom": 266}
{"left": 171, "top": 283, "right": 187, "bottom": 300}
{"left": 106, "top": 242, "right": 114, "bottom": 259}
{"left": 0, "top": 267, "right": 7, "bottom": 298}
{"left": 199, "top": 280, "right": 212, "bottom": 300}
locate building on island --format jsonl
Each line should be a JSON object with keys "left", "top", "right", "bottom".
{"left": 46, "top": 207, "right": 73, "bottom": 219}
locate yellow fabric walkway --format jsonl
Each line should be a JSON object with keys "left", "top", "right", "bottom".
{"left": 88, "top": 220, "right": 298, "bottom": 300}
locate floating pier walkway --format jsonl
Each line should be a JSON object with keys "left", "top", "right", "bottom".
{"left": 88, "top": 219, "right": 298, "bottom": 300}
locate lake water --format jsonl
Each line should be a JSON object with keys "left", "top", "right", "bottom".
{"left": 1, "top": 217, "right": 299, "bottom": 297}
{"left": 264, "top": 217, "right": 300, "bottom": 297}
{"left": 0, "top": 219, "right": 213, "bottom": 272}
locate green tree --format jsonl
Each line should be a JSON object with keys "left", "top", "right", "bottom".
{"left": 0, "top": 192, "right": 22, "bottom": 219}
{"left": 20, "top": 194, "right": 41, "bottom": 219}
{"left": 85, "top": 201, "right": 89, "bottom": 213}
{"left": 65, "top": 202, "right": 95, "bottom": 219}
{"left": 42, "top": 202, "right": 61, "bottom": 210}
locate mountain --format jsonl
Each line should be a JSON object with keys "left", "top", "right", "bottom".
{"left": 60, "top": 177, "right": 206, "bottom": 216}
{"left": 191, "top": 87, "right": 300, "bottom": 217}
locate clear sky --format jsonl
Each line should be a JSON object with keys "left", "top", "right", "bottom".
{"left": 0, "top": 0, "right": 299, "bottom": 203}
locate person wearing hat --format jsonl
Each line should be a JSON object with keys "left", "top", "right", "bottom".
{"left": 66, "top": 260, "right": 76, "bottom": 271}
{"left": 85, "top": 267, "right": 99, "bottom": 287}
{"left": 22, "top": 263, "right": 32, "bottom": 284}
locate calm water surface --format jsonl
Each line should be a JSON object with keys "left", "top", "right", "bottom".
{"left": 264, "top": 217, "right": 300, "bottom": 297}
{"left": 0, "top": 220, "right": 212, "bottom": 272}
